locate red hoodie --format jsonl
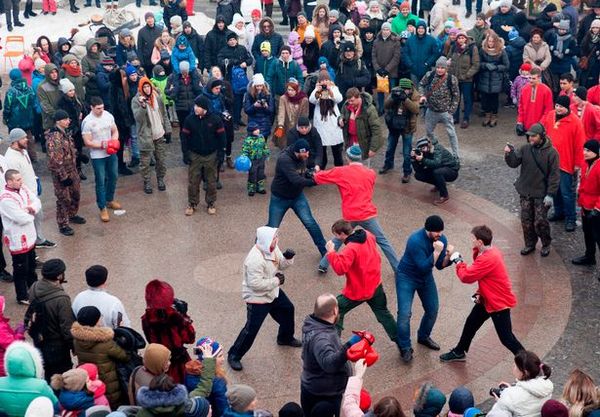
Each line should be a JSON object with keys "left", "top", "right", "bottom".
{"left": 572, "top": 102, "right": 600, "bottom": 140}
{"left": 327, "top": 230, "right": 381, "bottom": 301}
{"left": 588, "top": 85, "right": 600, "bottom": 106}
{"left": 314, "top": 163, "right": 377, "bottom": 221}
{"left": 541, "top": 111, "right": 586, "bottom": 174}
{"left": 517, "top": 82, "right": 554, "bottom": 130}
{"left": 455, "top": 246, "right": 517, "bottom": 313}
{"left": 578, "top": 159, "right": 600, "bottom": 210}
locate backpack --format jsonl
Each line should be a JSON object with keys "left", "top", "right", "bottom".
{"left": 113, "top": 327, "right": 146, "bottom": 400}
{"left": 231, "top": 66, "right": 249, "bottom": 94}
{"left": 24, "top": 294, "right": 66, "bottom": 346}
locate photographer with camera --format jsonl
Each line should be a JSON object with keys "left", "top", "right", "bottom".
{"left": 142, "top": 279, "right": 196, "bottom": 383}
{"left": 379, "top": 79, "right": 420, "bottom": 183}
{"left": 286, "top": 117, "right": 323, "bottom": 170}
{"left": 411, "top": 136, "right": 460, "bottom": 205}
{"left": 439, "top": 225, "right": 525, "bottom": 363}
{"left": 228, "top": 226, "right": 300, "bottom": 371}
{"left": 243, "top": 73, "right": 275, "bottom": 141}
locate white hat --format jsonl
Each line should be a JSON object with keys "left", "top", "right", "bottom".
{"left": 252, "top": 73, "right": 265, "bottom": 85}
{"left": 304, "top": 25, "right": 316, "bottom": 38}
{"left": 344, "top": 20, "right": 356, "bottom": 31}
{"left": 59, "top": 78, "right": 76, "bottom": 94}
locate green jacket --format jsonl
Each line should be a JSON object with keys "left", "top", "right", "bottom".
{"left": 242, "top": 134, "right": 270, "bottom": 160}
{"left": 37, "top": 64, "right": 62, "bottom": 130}
{"left": 0, "top": 341, "right": 59, "bottom": 417}
{"left": 391, "top": 13, "right": 419, "bottom": 35}
{"left": 412, "top": 138, "right": 460, "bottom": 172}
{"left": 188, "top": 357, "right": 215, "bottom": 398}
{"left": 467, "top": 25, "right": 489, "bottom": 49}
{"left": 340, "top": 92, "right": 383, "bottom": 158}
{"left": 152, "top": 76, "right": 174, "bottom": 106}
{"left": 131, "top": 91, "right": 172, "bottom": 152}
{"left": 448, "top": 42, "right": 481, "bottom": 82}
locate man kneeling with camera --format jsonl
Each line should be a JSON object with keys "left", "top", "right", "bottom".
{"left": 411, "top": 136, "right": 460, "bottom": 205}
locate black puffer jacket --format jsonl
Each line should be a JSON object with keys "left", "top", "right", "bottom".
{"left": 412, "top": 138, "right": 460, "bottom": 173}
{"left": 478, "top": 39, "right": 509, "bottom": 94}
{"left": 335, "top": 54, "right": 371, "bottom": 98}
{"left": 216, "top": 44, "right": 253, "bottom": 79}
{"left": 204, "top": 22, "right": 233, "bottom": 71}
{"left": 165, "top": 69, "right": 203, "bottom": 112}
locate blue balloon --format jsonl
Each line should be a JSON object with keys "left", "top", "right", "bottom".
{"left": 234, "top": 155, "right": 252, "bottom": 172}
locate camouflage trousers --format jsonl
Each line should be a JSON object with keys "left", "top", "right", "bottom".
{"left": 247, "top": 157, "right": 266, "bottom": 193}
{"left": 520, "top": 196, "right": 551, "bottom": 248}
{"left": 140, "top": 138, "right": 167, "bottom": 181}
{"left": 52, "top": 174, "right": 81, "bottom": 227}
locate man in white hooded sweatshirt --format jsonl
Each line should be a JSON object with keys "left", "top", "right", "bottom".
{"left": 228, "top": 226, "right": 301, "bottom": 371}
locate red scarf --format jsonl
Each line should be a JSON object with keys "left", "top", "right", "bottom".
{"left": 286, "top": 89, "right": 307, "bottom": 104}
{"left": 62, "top": 63, "right": 82, "bottom": 77}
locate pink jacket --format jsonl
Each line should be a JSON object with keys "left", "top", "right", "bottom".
{"left": 0, "top": 296, "right": 25, "bottom": 376}
{"left": 342, "top": 376, "right": 365, "bottom": 417}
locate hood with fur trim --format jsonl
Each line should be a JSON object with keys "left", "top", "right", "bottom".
{"left": 71, "top": 322, "right": 115, "bottom": 343}
{"left": 137, "top": 384, "right": 188, "bottom": 410}
{"left": 5, "top": 341, "right": 44, "bottom": 379}
{"left": 482, "top": 30, "right": 505, "bottom": 55}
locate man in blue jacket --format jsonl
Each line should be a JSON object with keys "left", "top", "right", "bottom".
{"left": 403, "top": 20, "right": 439, "bottom": 85}
{"left": 396, "top": 215, "right": 452, "bottom": 363}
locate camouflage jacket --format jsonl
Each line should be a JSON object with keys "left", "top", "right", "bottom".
{"left": 242, "top": 134, "right": 270, "bottom": 160}
{"left": 46, "top": 127, "right": 78, "bottom": 181}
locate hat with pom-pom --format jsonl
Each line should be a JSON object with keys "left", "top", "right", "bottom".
{"left": 195, "top": 336, "right": 223, "bottom": 360}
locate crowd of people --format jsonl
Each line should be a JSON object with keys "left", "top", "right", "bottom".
{"left": 0, "top": 0, "right": 599, "bottom": 415}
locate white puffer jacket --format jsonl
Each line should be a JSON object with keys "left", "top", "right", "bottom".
{"left": 0, "top": 185, "right": 41, "bottom": 254}
{"left": 489, "top": 377, "right": 554, "bottom": 417}
{"left": 309, "top": 86, "right": 344, "bottom": 147}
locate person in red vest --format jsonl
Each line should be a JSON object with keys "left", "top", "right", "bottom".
{"left": 439, "top": 225, "right": 524, "bottom": 362}
{"left": 516, "top": 66, "right": 553, "bottom": 135}
{"left": 541, "top": 95, "right": 586, "bottom": 232}
{"left": 572, "top": 140, "right": 600, "bottom": 269}
{"left": 571, "top": 87, "right": 600, "bottom": 140}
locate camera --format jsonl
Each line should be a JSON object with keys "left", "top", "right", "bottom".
{"left": 489, "top": 384, "right": 509, "bottom": 397}
{"left": 392, "top": 89, "right": 407, "bottom": 101}
{"left": 173, "top": 298, "right": 188, "bottom": 315}
{"left": 412, "top": 149, "right": 422, "bottom": 157}
{"left": 221, "top": 111, "right": 232, "bottom": 121}
{"left": 321, "top": 84, "right": 328, "bottom": 90}
{"left": 257, "top": 98, "right": 268, "bottom": 106}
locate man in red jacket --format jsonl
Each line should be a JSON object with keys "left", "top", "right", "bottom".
{"left": 541, "top": 95, "right": 586, "bottom": 232}
{"left": 325, "top": 220, "right": 398, "bottom": 346}
{"left": 516, "top": 67, "right": 554, "bottom": 135}
{"left": 315, "top": 145, "right": 398, "bottom": 273}
{"left": 571, "top": 87, "right": 600, "bottom": 140}
{"left": 439, "top": 225, "right": 524, "bottom": 362}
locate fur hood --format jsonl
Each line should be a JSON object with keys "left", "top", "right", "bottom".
{"left": 259, "top": 17, "right": 276, "bottom": 36}
{"left": 137, "top": 384, "right": 188, "bottom": 409}
{"left": 482, "top": 30, "right": 505, "bottom": 55}
{"left": 71, "top": 322, "right": 115, "bottom": 342}
{"left": 5, "top": 341, "right": 45, "bottom": 379}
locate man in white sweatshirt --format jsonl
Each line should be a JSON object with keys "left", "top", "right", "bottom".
{"left": 0, "top": 147, "right": 14, "bottom": 283}
{"left": 4, "top": 129, "right": 55, "bottom": 249}
{"left": 0, "top": 169, "right": 41, "bottom": 304}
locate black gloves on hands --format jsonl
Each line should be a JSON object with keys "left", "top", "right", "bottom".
{"left": 282, "top": 249, "right": 296, "bottom": 260}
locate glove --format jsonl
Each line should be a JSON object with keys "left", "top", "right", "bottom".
{"left": 543, "top": 195, "right": 553, "bottom": 208}
{"left": 60, "top": 178, "right": 74, "bottom": 187}
{"left": 275, "top": 272, "right": 285, "bottom": 285}
{"left": 450, "top": 251, "right": 463, "bottom": 264}
{"left": 79, "top": 154, "right": 90, "bottom": 164}
{"left": 486, "top": 63, "right": 497, "bottom": 71}
{"left": 282, "top": 249, "right": 296, "bottom": 260}
{"left": 346, "top": 331, "right": 379, "bottom": 366}
{"left": 274, "top": 126, "right": 285, "bottom": 139}
{"left": 515, "top": 123, "right": 525, "bottom": 136}
{"left": 376, "top": 68, "right": 388, "bottom": 77}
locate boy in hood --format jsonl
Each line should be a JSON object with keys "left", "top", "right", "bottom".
{"left": 172, "top": 31, "right": 198, "bottom": 74}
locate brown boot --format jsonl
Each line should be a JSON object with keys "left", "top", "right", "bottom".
{"left": 100, "top": 208, "right": 110, "bottom": 222}
{"left": 489, "top": 113, "right": 498, "bottom": 127}
{"left": 482, "top": 113, "right": 491, "bottom": 127}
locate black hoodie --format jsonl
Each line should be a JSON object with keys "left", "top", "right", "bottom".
{"left": 271, "top": 146, "right": 316, "bottom": 199}
{"left": 204, "top": 17, "right": 233, "bottom": 70}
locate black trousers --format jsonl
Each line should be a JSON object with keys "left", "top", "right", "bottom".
{"left": 454, "top": 303, "right": 524, "bottom": 355}
{"left": 40, "top": 343, "right": 73, "bottom": 383}
{"left": 12, "top": 249, "right": 37, "bottom": 302}
{"left": 415, "top": 167, "right": 458, "bottom": 198}
{"left": 3, "top": 0, "right": 20, "bottom": 26}
{"left": 228, "top": 290, "right": 295, "bottom": 360}
{"left": 321, "top": 144, "right": 344, "bottom": 169}
{"left": 301, "top": 386, "right": 343, "bottom": 417}
{"left": 582, "top": 210, "right": 600, "bottom": 259}
{"left": 176, "top": 110, "right": 190, "bottom": 161}
{"left": 480, "top": 92, "right": 500, "bottom": 114}
{"left": 0, "top": 219, "right": 7, "bottom": 272}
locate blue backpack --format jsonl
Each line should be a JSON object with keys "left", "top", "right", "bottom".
{"left": 231, "top": 66, "right": 249, "bottom": 95}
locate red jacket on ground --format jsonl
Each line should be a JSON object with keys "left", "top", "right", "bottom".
{"left": 456, "top": 247, "right": 517, "bottom": 313}
{"left": 314, "top": 163, "right": 378, "bottom": 221}
{"left": 517, "top": 83, "right": 554, "bottom": 130}
{"left": 588, "top": 85, "right": 600, "bottom": 106}
{"left": 572, "top": 103, "right": 600, "bottom": 140}
{"left": 541, "top": 111, "right": 586, "bottom": 174}
{"left": 578, "top": 159, "right": 600, "bottom": 210}
{"left": 326, "top": 229, "right": 381, "bottom": 301}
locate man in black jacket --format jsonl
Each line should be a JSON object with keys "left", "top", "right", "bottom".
{"left": 411, "top": 136, "right": 460, "bottom": 205}
{"left": 285, "top": 117, "right": 323, "bottom": 170}
{"left": 138, "top": 13, "right": 162, "bottom": 76}
{"left": 268, "top": 139, "right": 327, "bottom": 257}
{"left": 204, "top": 16, "right": 232, "bottom": 73}
{"left": 182, "top": 21, "right": 206, "bottom": 72}
{"left": 335, "top": 42, "right": 371, "bottom": 99}
{"left": 181, "top": 96, "right": 226, "bottom": 215}
{"left": 301, "top": 293, "right": 359, "bottom": 417}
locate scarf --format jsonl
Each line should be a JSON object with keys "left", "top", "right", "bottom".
{"left": 319, "top": 98, "right": 336, "bottom": 121}
{"left": 556, "top": 32, "right": 571, "bottom": 53}
{"left": 286, "top": 89, "right": 307, "bottom": 104}
{"left": 62, "top": 63, "right": 82, "bottom": 77}
{"left": 145, "top": 95, "right": 165, "bottom": 140}
{"left": 591, "top": 33, "right": 600, "bottom": 44}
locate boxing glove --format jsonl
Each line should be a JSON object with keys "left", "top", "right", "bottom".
{"left": 108, "top": 139, "right": 121, "bottom": 151}
{"left": 106, "top": 145, "right": 118, "bottom": 155}
{"left": 346, "top": 330, "right": 379, "bottom": 367}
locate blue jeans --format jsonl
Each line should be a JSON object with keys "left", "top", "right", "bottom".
{"left": 130, "top": 125, "right": 140, "bottom": 159}
{"left": 396, "top": 273, "right": 439, "bottom": 350}
{"left": 453, "top": 81, "right": 473, "bottom": 123}
{"left": 384, "top": 132, "right": 413, "bottom": 175}
{"left": 319, "top": 217, "right": 399, "bottom": 270}
{"left": 91, "top": 155, "right": 118, "bottom": 209}
{"left": 553, "top": 171, "right": 577, "bottom": 223}
{"left": 466, "top": 0, "right": 482, "bottom": 13}
{"left": 268, "top": 193, "right": 326, "bottom": 256}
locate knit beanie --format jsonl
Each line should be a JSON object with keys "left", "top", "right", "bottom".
{"left": 9, "top": 69, "right": 22, "bottom": 81}
{"left": 279, "top": 402, "right": 304, "bottom": 417}
{"left": 60, "top": 78, "right": 76, "bottom": 94}
{"left": 464, "top": 408, "right": 482, "bottom": 417}
{"left": 186, "top": 397, "right": 211, "bottom": 417}
{"left": 304, "top": 25, "right": 316, "bottom": 38}
{"left": 399, "top": 78, "right": 413, "bottom": 89}
{"left": 260, "top": 41, "right": 272, "bottom": 53}
{"left": 448, "top": 387, "right": 475, "bottom": 414}
{"left": 195, "top": 337, "right": 223, "bottom": 360}
{"left": 54, "top": 110, "right": 70, "bottom": 122}
{"left": 555, "top": 95, "right": 571, "bottom": 109}
{"left": 381, "top": 22, "right": 392, "bottom": 31}
{"left": 227, "top": 385, "right": 257, "bottom": 412}
{"left": 592, "top": 19, "right": 600, "bottom": 30}
{"left": 414, "top": 383, "right": 447, "bottom": 417}
{"left": 125, "top": 64, "right": 137, "bottom": 77}
{"left": 346, "top": 145, "right": 362, "bottom": 161}
{"left": 330, "top": 9, "right": 339, "bottom": 18}
{"left": 293, "top": 139, "right": 310, "bottom": 153}
{"left": 436, "top": 56, "right": 449, "bottom": 68}
{"left": 584, "top": 139, "right": 599, "bottom": 156}
{"left": 499, "top": 0, "right": 512, "bottom": 7}
{"left": 41, "top": 258, "right": 66, "bottom": 280}
{"left": 424, "top": 215, "right": 444, "bottom": 232}
{"left": 143, "top": 343, "right": 172, "bottom": 375}
{"left": 77, "top": 306, "right": 101, "bottom": 326}
{"left": 35, "top": 58, "right": 47, "bottom": 70}
{"left": 194, "top": 95, "right": 212, "bottom": 111}
{"left": 86, "top": 265, "right": 108, "bottom": 287}
{"left": 170, "top": 15, "right": 182, "bottom": 27}
{"left": 253, "top": 73, "right": 265, "bottom": 85}
{"left": 152, "top": 65, "right": 166, "bottom": 77}
{"left": 62, "top": 54, "right": 78, "bottom": 65}
{"left": 297, "top": 116, "right": 311, "bottom": 127}
{"left": 541, "top": 400, "right": 569, "bottom": 417}
{"left": 101, "top": 57, "right": 115, "bottom": 66}
{"left": 61, "top": 368, "right": 89, "bottom": 391}
{"left": 227, "top": 31, "right": 238, "bottom": 41}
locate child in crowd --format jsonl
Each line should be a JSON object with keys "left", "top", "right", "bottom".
{"left": 0, "top": 296, "right": 25, "bottom": 377}
{"left": 288, "top": 31, "right": 306, "bottom": 73}
{"left": 511, "top": 63, "right": 531, "bottom": 106}
{"left": 151, "top": 65, "right": 175, "bottom": 140}
{"left": 241, "top": 122, "right": 270, "bottom": 196}
{"left": 78, "top": 363, "right": 110, "bottom": 407}
{"left": 51, "top": 368, "right": 96, "bottom": 415}
{"left": 255, "top": 42, "right": 274, "bottom": 75}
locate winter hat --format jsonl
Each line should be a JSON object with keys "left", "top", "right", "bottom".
{"left": 343, "top": 42, "right": 356, "bottom": 52}
{"left": 216, "top": 15, "right": 226, "bottom": 24}
{"left": 145, "top": 279, "right": 175, "bottom": 309}
{"left": 78, "top": 363, "right": 99, "bottom": 381}
{"left": 253, "top": 73, "right": 266, "bottom": 86}
{"left": 101, "top": 57, "right": 115, "bottom": 66}
{"left": 424, "top": 215, "right": 444, "bottom": 232}
{"left": 9, "top": 69, "right": 22, "bottom": 81}
{"left": 297, "top": 116, "right": 311, "bottom": 127}
{"left": 329, "top": 9, "right": 340, "bottom": 18}
{"left": 498, "top": 0, "right": 512, "bottom": 7}
{"left": 399, "top": 78, "right": 413, "bottom": 89}
{"left": 381, "top": 22, "right": 392, "bottom": 31}
{"left": 62, "top": 368, "right": 89, "bottom": 391}
{"left": 121, "top": 28, "right": 132, "bottom": 37}
{"left": 449, "top": 28, "right": 460, "bottom": 36}
{"left": 160, "top": 49, "right": 171, "bottom": 61}
{"left": 41, "top": 258, "right": 66, "bottom": 280}
{"left": 279, "top": 402, "right": 304, "bottom": 417}
{"left": 62, "top": 54, "right": 78, "bottom": 64}
{"left": 508, "top": 29, "right": 519, "bottom": 40}
{"left": 208, "top": 79, "right": 224, "bottom": 90}
{"left": 170, "top": 15, "right": 182, "bottom": 27}
{"left": 399, "top": 1, "right": 410, "bottom": 8}
{"left": 194, "top": 95, "right": 212, "bottom": 111}
{"left": 520, "top": 62, "right": 532, "bottom": 72}
{"left": 227, "top": 31, "right": 239, "bottom": 41}
{"left": 25, "top": 397, "right": 54, "bottom": 417}
{"left": 369, "top": 0, "right": 379, "bottom": 8}
{"left": 584, "top": 139, "right": 600, "bottom": 155}
{"left": 54, "top": 109, "right": 70, "bottom": 122}
{"left": 556, "top": 95, "right": 571, "bottom": 109}
{"left": 85, "top": 406, "right": 111, "bottom": 417}
{"left": 526, "top": 122, "right": 545, "bottom": 136}
{"left": 186, "top": 397, "right": 211, "bottom": 417}
{"left": 35, "top": 58, "right": 47, "bottom": 70}
{"left": 153, "top": 64, "right": 166, "bottom": 77}
{"left": 85, "top": 265, "right": 108, "bottom": 287}
{"left": 541, "top": 400, "right": 569, "bottom": 417}
{"left": 297, "top": 11, "right": 307, "bottom": 19}
{"left": 436, "top": 56, "right": 449, "bottom": 68}
{"left": 125, "top": 64, "right": 137, "bottom": 76}
{"left": 60, "top": 78, "right": 76, "bottom": 94}
{"left": 444, "top": 19, "right": 455, "bottom": 28}
{"left": 247, "top": 121, "right": 261, "bottom": 133}
{"left": 8, "top": 128, "right": 27, "bottom": 144}
{"left": 305, "top": 25, "right": 316, "bottom": 38}
{"left": 195, "top": 336, "right": 223, "bottom": 359}
{"left": 145, "top": 11, "right": 154, "bottom": 20}
{"left": 464, "top": 408, "right": 482, "bottom": 417}
{"left": 448, "top": 387, "right": 475, "bottom": 414}
{"left": 456, "top": 30, "right": 468, "bottom": 39}
{"left": 183, "top": 20, "right": 193, "bottom": 29}
{"left": 414, "top": 383, "right": 447, "bottom": 417}
{"left": 557, "top": 19, "right": 570, "bottom": 31}
{"left": 260, "top": 41, "right": 272, "bottom": 53}
{"left": 281, "top": 45, "right": 292, "bottom": 54}
{"left": 344, "top": 20, "right": 356, "bottom": 31}
{"left": 542, "top": 3, "right": 557, "bottom": 12}
{"left": 227, "top": 384, "right": 257, "bottom": 413}
{"left": 251, "top": 9, "right": 262, "bottom": 18}
{"left": 476, "top": 12, "right": 486, "bottom": 20}
{"left": 77, "top": 306, "right": 101, "bottom": 326}
{"left": 575, "top": 86, "right": 588, "bottom": 101}
{"left": 179, "top": 60, "right": 190, "bottom": 73}
{"left": 591, "top": 19, "right": 600, "bottom": 30}
{"left": 143, "top": 343, "right": 171, "bottom": 374}
{"left": 346, "top": 144, "right": 363, "bottom": 161}
{"left": 293, "top": 139, "right": 310, "bottom": 153}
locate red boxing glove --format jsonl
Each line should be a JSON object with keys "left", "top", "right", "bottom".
{"left": 108, "top": 139, "right": 121, "bottom": 151}
{"left": 346, "top": 330, "right": 379, "bottom": 367}
{"left": 106, "top": 145, "right": 118, "bottom": 155}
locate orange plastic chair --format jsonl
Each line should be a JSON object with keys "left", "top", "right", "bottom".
{"left": 4, "top": 36, "right": 25, "bottom": 70}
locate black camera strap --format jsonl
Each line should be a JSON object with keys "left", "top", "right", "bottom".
{"left": 530, "top": 145, "right": 549, "bottom": 194}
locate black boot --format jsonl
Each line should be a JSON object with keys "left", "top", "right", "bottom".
{"left": 70, "top": 0, "right": 78, "bottom": 12}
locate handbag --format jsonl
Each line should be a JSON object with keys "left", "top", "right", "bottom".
{"left": 579, "top": 56, "right": 589, "bottom": 70}
{"left": 376, "top": 75, "right": 390, "bottom": 93}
